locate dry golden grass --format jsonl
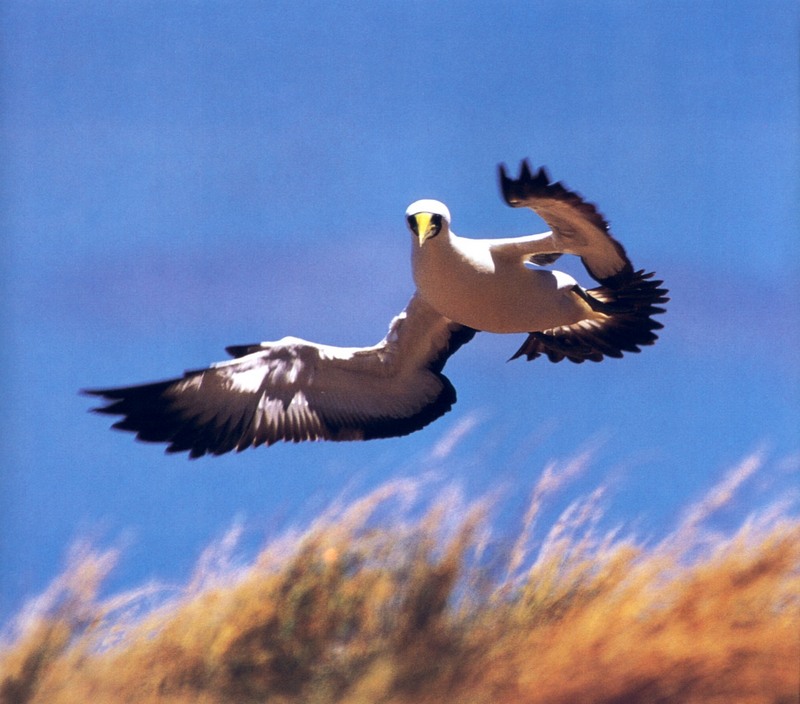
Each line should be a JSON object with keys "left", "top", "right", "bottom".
{"left": 2, "top": 452, "right": 798, "bottom": 704}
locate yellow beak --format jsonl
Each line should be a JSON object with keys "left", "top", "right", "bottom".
{"left": 415, "top": 213, "right": 435, "bottom": 247}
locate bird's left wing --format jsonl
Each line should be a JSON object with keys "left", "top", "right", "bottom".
{"left": 494, "top": 160, "right": 668, "bottom": 363}
{"left": 497, "top": 160, "right": 633, "bottom": 287}
{"left": 85, "top": 295, "right": 476, "bottom": 458}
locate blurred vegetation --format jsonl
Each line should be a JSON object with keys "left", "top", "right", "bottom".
{"left": 2, "top": 452, "right": 798, "bottom": 704}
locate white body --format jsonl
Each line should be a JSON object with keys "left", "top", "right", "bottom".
{"left": 412, "top": 230, "right": 593, "bottom": 333}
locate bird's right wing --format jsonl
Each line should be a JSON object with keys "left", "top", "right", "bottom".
{"left": 84, "top": 295, "right": 475, "bottom": 458}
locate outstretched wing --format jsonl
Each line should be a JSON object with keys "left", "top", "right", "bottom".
{"left": 85, "top": 295, "right": 476, "bottom": 458}
{"left": 498, "top": 160, "right": 634, "bottom": 287}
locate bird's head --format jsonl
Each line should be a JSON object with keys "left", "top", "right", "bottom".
{"left": 405, "top": 199, "right": 451, "bottom": 247}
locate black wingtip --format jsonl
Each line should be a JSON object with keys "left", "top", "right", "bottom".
{"left": 498, "top": 159, "right": 555, "bottom": 208}
{"left": 497, "top": 163, "right": 512, "bottom": 204}
{"left": 225, "top": 343, "right": 261, "bottom": 358}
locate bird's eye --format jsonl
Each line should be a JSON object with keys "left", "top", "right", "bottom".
{"left": 406, "top": 215, "right": 419, "bottom": 234}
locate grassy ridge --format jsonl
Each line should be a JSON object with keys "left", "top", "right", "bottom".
{"left": 2, "top": 453, "right": 798, "bottom": 704}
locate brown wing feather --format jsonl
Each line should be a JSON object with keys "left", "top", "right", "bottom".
{"left": 85, "top": 296, "right": 476, "bottom": 458}
{"left": 499, "top": 160, "right": 634, "bottom": 287}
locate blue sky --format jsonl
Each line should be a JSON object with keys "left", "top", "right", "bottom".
{"left": 2, "top": 1, "right": 798, "bottom": 621}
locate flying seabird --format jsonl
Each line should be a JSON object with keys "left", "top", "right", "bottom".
{"left": 85, "top": 160, "right": 668, "bottom": 458}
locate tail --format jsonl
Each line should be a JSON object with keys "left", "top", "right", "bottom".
{"left": 511, "top": 270, "right": 669, "bottom": 363}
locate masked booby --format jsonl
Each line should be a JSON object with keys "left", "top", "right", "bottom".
{"left": 86, "top": 160, "right": 668, "bottom": 458}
